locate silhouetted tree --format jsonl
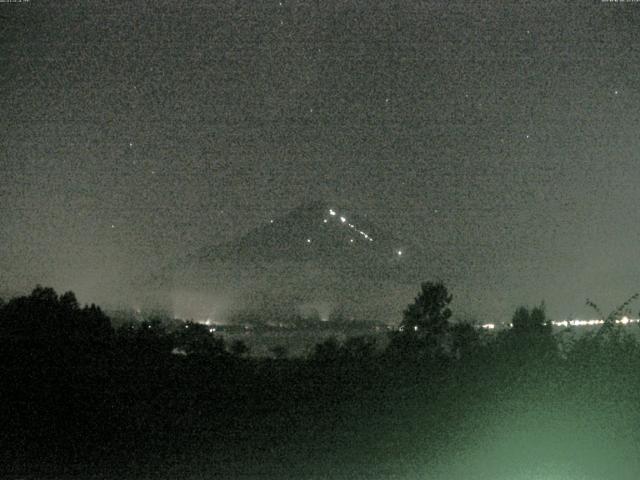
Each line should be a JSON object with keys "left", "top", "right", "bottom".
{"left": 496, "top": 303, "right": 557, "bottom": 371}
{"left": 388, "top": 281, "right": 453, "bottom": 359}
{"left": 0, "top": 285, "right": 112, "bottom": 345}
{"left": 401, "top": 281, "right": 452, "bottom": 334}
{"left": 511, "top": 303, "right": 551, "bottom": 336}
{"left": 586, "top": 293, "right": 639, "bottom": 327}
{"left": 59, "top": 291, "right": 79, "bottom": 311}
{"left": 571, "top": 294, "right": 640, "bottom": 373}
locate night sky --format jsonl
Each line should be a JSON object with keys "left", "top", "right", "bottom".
{"left": 2, "top": 0, "right": 640, "bottom": 321}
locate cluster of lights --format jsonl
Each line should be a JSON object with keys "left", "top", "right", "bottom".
{"left": 397, "top": 325, "right": 420, "bottom": 332}
{"left": 475, "top": 317, "right": 640, "bottom": 331}
{"left": 270, "top": 207, "right": 408, "bottom": 255}
{"left": 552, "top": 316, "right": 639, "bottom": 327}
{"left": 327, "top": 208, "right": 374, "bottom": 242}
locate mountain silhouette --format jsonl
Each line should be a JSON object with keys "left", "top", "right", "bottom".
{"left": 145, "top": 201, "right": 429, "bottom": 323}
{"left": 195, "top": 200, "right": 408, "bottom": 267}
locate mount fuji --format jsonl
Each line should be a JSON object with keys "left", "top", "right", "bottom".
{"left": 147, "top": 201, "right": 431, "bottom": 324}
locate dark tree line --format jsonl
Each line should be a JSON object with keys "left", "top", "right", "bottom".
{"left": 2, "top": 283, "right": 640, "bottom": 479}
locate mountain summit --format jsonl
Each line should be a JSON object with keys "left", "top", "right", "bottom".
{"left": 160, "top": 202, "right": 428, "bottom": 323}
{"left": 195, "top": 200, "right": 408, "bottom": 269}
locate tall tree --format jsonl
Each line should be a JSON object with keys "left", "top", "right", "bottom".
{"left": 401, "top": 281, "right": 452, "bottom": 335}
{"left": 511, "top": 303, "right": 551, "bottom": 336}
{"left": 498, "top": 303, "right": 557, "bottom": 370}
{"left": 389, "top": 281, "right": 453, "bottom": 359}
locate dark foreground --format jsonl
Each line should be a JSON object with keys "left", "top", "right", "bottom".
{"left": 3, "top": 287, "right": 640, "bottom": 479}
